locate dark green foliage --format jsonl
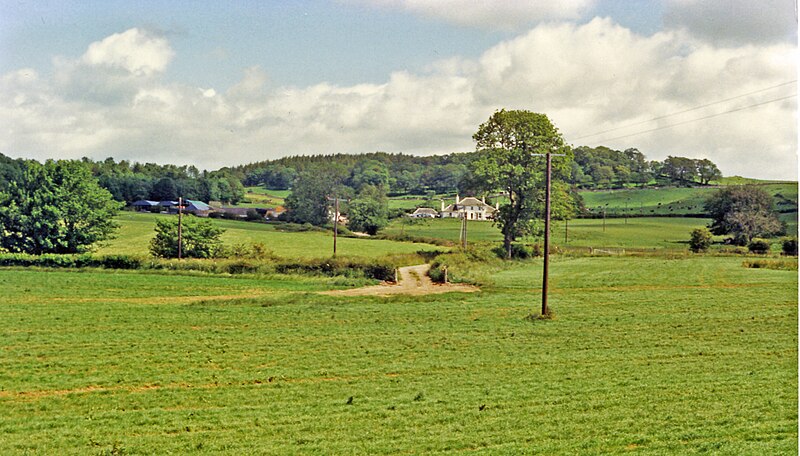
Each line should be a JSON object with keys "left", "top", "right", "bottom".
{"left": 706, "top": 185, "right": 784, "bottom": 244}
{"left": 747, "top": 238, "right": 771, "bottom": 254}
{"left": 471, "top": 109, "right": 573, "bottom": 258}
{"left": 689, "top": 227, "right": 713, "bottom": 253}
{"left": 0, "top": 253, "right": 141, "bottom": 269}
{"left": 492, "top": 243, "right": 534, "bottom": 259}
{"left": 782, "top": 237, "right": 797, "bottom": 256}
{"left": 347, "top": 186, "right": 389, "bottom": 235}
{"left": 0, "top": 160, "right": 121, "bottom": 254}
{"left": 275, "top": 258, "right": 395, "bottom": 281}
{"left": 285, "top": 164, "right": 350, "bottom": 226}
{"left": 149, "top": 217, "right": 225, "bottom": 258}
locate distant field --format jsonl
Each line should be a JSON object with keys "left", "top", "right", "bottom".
{"left": 97, "top": 212, "right": 445, "bottom": 259}
{"left": 579, "top": 183, "right": 797, "bottom": 218}
{"left": 0, "top": 256, "right": 795, "bottom": 454}
{"left": 384, "top": 217, "right": 715, "bottom": 250}
{"left": 237, "top": 187, "right": 288, "bottom": 208}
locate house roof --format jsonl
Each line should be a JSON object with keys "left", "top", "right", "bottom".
{"left": 442, "top": 199, "right": 496, "bottom": 214}
{"left": 185, "top": 200, "right": 211, "bottom": 211}
{"left": 131, "top": 200, "right": 159, "bottom": 206}
{"left": 159, "top": 200, "right": 179, "bottom": 206}
{"left": 412, "top": 207, "right": 438, "bottom": 215}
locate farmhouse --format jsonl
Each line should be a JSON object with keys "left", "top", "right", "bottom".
{"left": 441, "top": 195, "right": 497, "bottom": 221}
{"left": 410, "top": 207, "right": 438, "bottom": 218}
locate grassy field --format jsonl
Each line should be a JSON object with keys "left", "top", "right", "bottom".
{"left": 578, "top": 183, "right": 798, "bottom": 220}
{"left": 384, "top": 217, "right": 716, "bottom": 250}
{"left": 97, "top": 212, "right": 446, "bottom": 259}
{"left": 236, "top": 187, "right": 288, "bottom": 208}
{"left": 0, "top": 255, "right": 795, "bottom": 454}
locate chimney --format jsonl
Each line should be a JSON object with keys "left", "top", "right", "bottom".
{"left": 455, "top": 194, "right": 460, "bottom": 205}
{"left": 481, "top": 196, "right": 486, "bottom": 204}
{"left": 495, "top": 201, "right": 499, "bottom": 210}
{"left": 441, "top": 200, "right": 445, "bottom": 212}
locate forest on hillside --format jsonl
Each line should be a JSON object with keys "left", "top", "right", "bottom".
{"left": 0, "top": 146, "right": 724, "bottom": 206}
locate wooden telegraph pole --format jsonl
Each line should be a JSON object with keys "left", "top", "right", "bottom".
{"left": 326, "top": 195, "right": 347, "bottom": 257}
{"left": 533, "top": 146, "right": 565, "bottom": 317}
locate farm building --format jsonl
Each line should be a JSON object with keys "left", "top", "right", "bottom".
{"left": 131, "top": 200, "right": 159, "bottom": 211}
{"left": 441, "top": 195, "right": 497, "bottom": 221}
{"left": 410, "top": 207, "right": 438, "bottom": 218}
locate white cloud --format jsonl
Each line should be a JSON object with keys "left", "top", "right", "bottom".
{"left": 342, "top": 0, "right": 596, "bottom": 30}
{"left": 81, "top": 28, "right": 174, "bottom": 76}
{"left": 663, "top": 0, "right": 798, "bottom": 45}
{"left": 0, "top": 23, "right": 797, "bottom": 179}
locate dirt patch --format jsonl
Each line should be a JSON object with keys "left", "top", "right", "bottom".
{"left": 321, "top": 264, "right": 479, "bottom": 297}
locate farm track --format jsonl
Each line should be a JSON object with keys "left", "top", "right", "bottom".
{"left": 321, "top": 264, "right": 479, "bottom": 296}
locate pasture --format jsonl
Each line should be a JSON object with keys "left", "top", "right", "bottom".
{"left": 96, "top": 212, "right": 445, "bottom": 259}
{"left": 0, "top": 255, "right": 796, "bottom": 454}
{"left": 384, "top": 216, "right": 715, "bottom": 250}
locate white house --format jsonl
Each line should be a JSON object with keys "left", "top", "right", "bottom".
{"left": 410, "top": 207, "right": 439, "bottom": 218}
{"left": 441, "top": 195, "right": 498, "bottom": 221}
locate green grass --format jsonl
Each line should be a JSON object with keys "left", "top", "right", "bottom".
{"left": 97, "top": 212, "right": 445, "bottom": 259}
{"left": 0, "top": 255, "right": 795, "bottom": 454}
{"left": 237, "top": 187, "right": 288, "bottom": 208}
{"left": 384, "top": 217, "right": 714, "bottom": 250}
{"left": 579, "top": 187, "right": 718, "bottom": 216}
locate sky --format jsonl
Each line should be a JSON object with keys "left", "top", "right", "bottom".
{"left": 0, "top": 0, "right": 797, "bottom": 180}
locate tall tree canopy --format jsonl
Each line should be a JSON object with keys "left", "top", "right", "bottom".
{"left": 285, "top": 164, "right": 351, "bottom": 226}
{"left": 470, "top": 109, "right": 573, "bottom": 257}
{"left": 705, "top": 185, "right": 784, "bottom": 245}
{"left": 0, "top": 160, "right": 121, "bottom": 254}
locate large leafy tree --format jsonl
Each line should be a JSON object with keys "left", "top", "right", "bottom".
{"left": 285, "top": 164, "right": 350, "bottom": 226}
{"left": 470, "top": 110, "right": 572, "bottom": 258}
{"left": 705, "top": 185, "right": 784, "bottom": 245}
{"left": 0, "top": 160, "right": 122, "bottom": 254}
{"left": 346, "top": 185, "right": 389, "bottom": 235}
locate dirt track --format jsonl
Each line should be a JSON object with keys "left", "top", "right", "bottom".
{"left": 321, "top": 264, "right": 479, "bottom": 297}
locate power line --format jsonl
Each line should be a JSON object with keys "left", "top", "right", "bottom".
{"left": 573, "top": 80, "right": 797, "bottom": 141}
{"left": 588, "top": 93, "right": 797, "bottom": 144}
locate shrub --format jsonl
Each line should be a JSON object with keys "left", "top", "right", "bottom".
{"left": 493, "top": 243, "right": 532, "bottom": 259}
{"left": 689, "top": 227, "right": 713, "bottom": 253}
{"left": 782, "top": 237, "right": 798, "bottom": 256}
{"left": 747, "top": 238, "right": 771, "bottom": 254}
{"left": 95, "top": 255, "right": 144, "bottom": 269}
{"left": 150, "top": 217, "right": 225, "bottom": 259}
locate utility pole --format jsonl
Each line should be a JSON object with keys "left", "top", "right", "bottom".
{"left": 532, "top": 146, "right": 566, "bottom": 317}
{"left": 177, "top": 197, "right": 183, "bottom": 260}
{"left": 460, "top": 209, "right": 468, "bottom": 250}
{"left": 326, "top": 195, "right": 347, "bottom": 257}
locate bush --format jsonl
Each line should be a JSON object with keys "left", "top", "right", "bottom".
{"left": 150, "top": 217, "right": 225, "bottom": 259}
{"left": 95, "top": 255, "right": 144, "bottom": 269}
{"left": 275, "top": 258, "right": 395, "bottom": 281}
{"left": 782, "top": 237, "right": 798, "bottom": 256}
{"left": 747, "top": 238, "right": 771, "bottom": 254}
{"left": 493, "top": 243, "right": 533, "bottom": 259}
{"left": 689, "top": 227, "right": 713, "bottom": 253}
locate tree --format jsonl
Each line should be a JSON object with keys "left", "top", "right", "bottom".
{"left": 695, "top": 159, "right": 722, "bottom": 185}
{"left": 0, "top": 160, "right": 121, "bottom": 254}
{"left": 149, "top": 217, "right": 225, "bottom": 258}
{"left": 150, "top": 177, "right": 178, "bottom": 201}
{"left": 346, "top": 185, "right": 389, "bottom": 235}
{"left": 470, "top": 110, "right": 572, "bottom": 258}
{"left": 705, "top": 185, "right": 784, "bottom": 245}
{"left": 285, "top": 164, "right": 350, "bottom": 226}
{"left": 661, "top": 156, "right": 698, "bottom": 186}
{"left": 689, "top": 227, "right": 713, "bottom": 252}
